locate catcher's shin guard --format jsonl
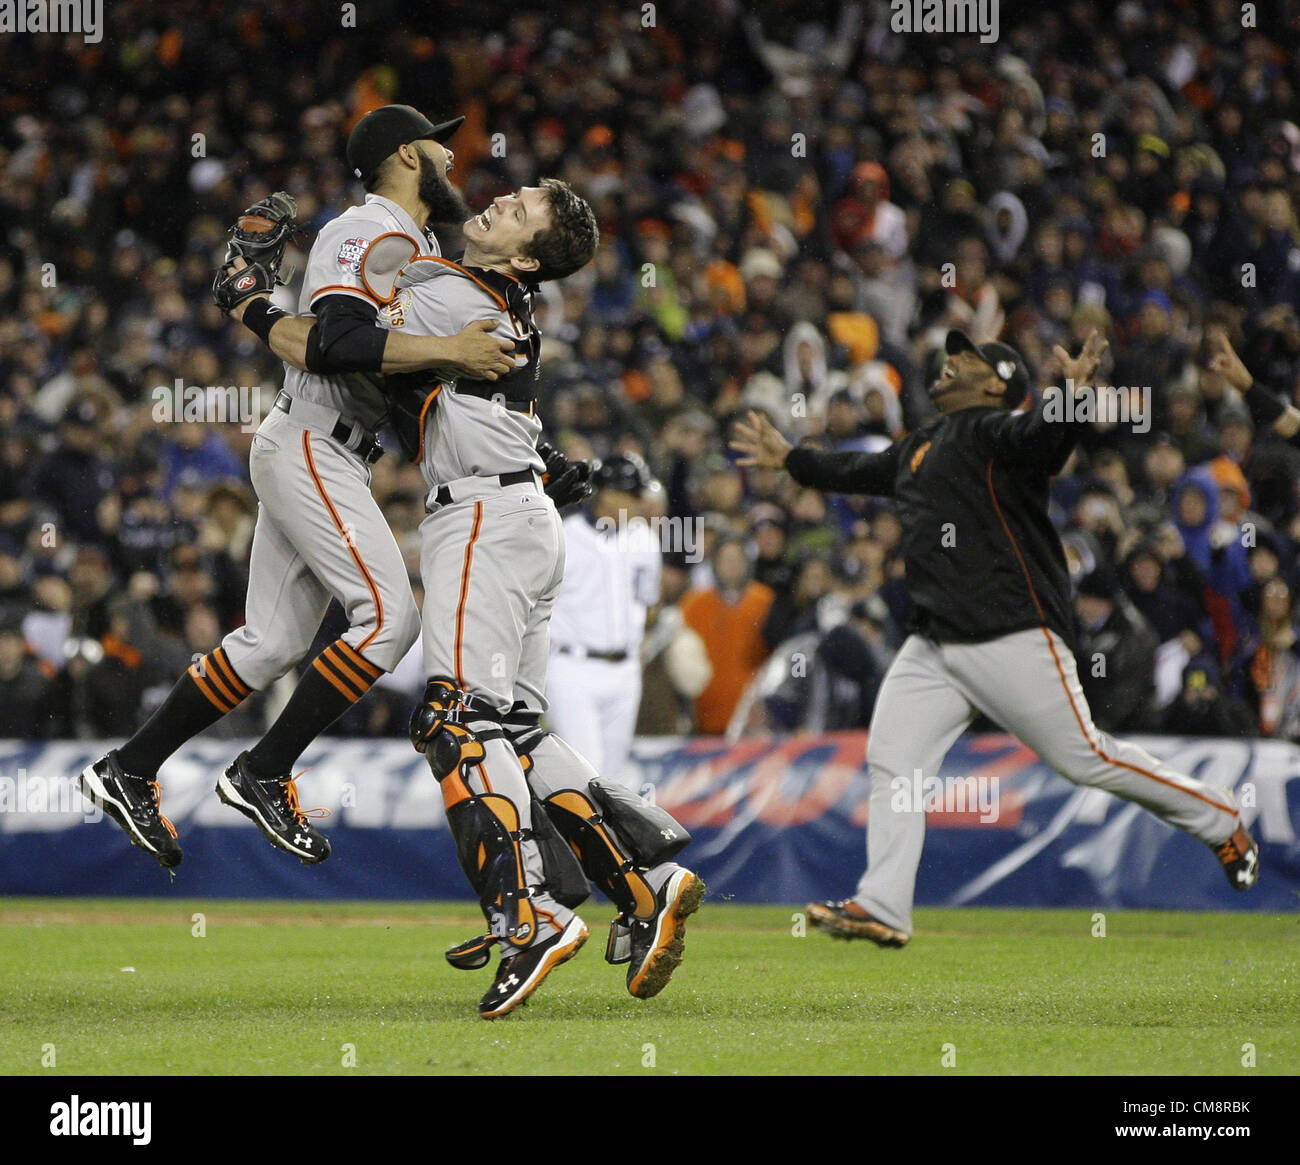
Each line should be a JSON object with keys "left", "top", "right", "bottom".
{"left": 413, "top": 678, "right": 538, "bottom": 948}
{"left": 529, "top": 795, "right": 590, "bottom": 909}
{"left": 443, "top": 795, "right": 587, "bottom": 973}
{"left": 541, "top": 780, "right": 689, "bottom": 923}
{"left": 588, "top": 778, "right": 691, "bottom": 866}
{"left": 445, "top": 793, "right": 539, "bottom": 948}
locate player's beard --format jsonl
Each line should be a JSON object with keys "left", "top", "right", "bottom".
{"left": 418, "top": 151, "right": 472, "bottom": 225}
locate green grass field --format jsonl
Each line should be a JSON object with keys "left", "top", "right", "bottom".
{"left": 3, "top": 898, "right": 1297, "bottom": 1076}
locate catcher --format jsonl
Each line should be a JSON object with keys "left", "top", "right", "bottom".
{"left": 81, "top": 107, "right": 514, "bottom": 869}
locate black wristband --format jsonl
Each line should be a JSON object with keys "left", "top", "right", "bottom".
{"left": 1242, "top": 380, "right": 1286, "bottom": 427}
{"left": 241, "top": 297, "right": 285, "bottom": 346}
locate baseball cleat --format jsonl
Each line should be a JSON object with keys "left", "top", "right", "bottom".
{"left": 1213, "top": 824, "right": 1260, "bottom": 891}
{"left": 216, "top": 752, "right": 331, "bottom": 864}
{"left": 478, "top": 915, "right": 588, "bottom": 1020}
{"left": 626, "top": 866, "right": 706, "bottom": 999}
{"left": 79, "top": 752, "right": 183, "bottom": 869}
{"left": 807, "top": 899, "right": 909, "bottom": 947}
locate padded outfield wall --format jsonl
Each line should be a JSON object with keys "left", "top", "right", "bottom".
{"left": 0, "top": 734, "right": 1297, "bottom": 911}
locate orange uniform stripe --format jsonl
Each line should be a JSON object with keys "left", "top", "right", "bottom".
{"left": 309, "top": 283, "right": 383, "bottom": 306}
{"left": 302, "top": 431, "right": 386, "bottom": 651}
{"left": 189, "top": 665, "right": 233, "bottom": 713}
{"left": 323, "top": 646, "right": 371, "bottom": 693}
{"left": 454, "top": 502, "right": 484, "bottom": 688}
{"left": 337, "top": 641, "right": 382, "bottom": 679}
{"left": 200, "top": 659, "right": 240, "bottom": 706}
{"left": 312, "top": 657, "right": 360, "bottom": 701}
{"left": 984, "top": 460, "right": 1237, "bottom": 818}
{"left": 413, "top": 385, "right": 443, "bottom": 464}
{"left": 211, "top": 649, "right": 251, "bottom": 696}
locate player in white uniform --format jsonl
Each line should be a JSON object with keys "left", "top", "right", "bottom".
{"left": 80, "top": 107, "right": 515, "bottom": 870}
{"left": 545, "top": 455, "right": 662, "bottom": 787}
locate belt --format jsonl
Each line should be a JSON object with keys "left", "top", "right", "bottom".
{"left": 455, "top": 382, "right": 536, "bottom": 415}
{"left": 556, "top": 644, "right": 629, "bottom": 663}
{"left": 274, "top": 392, "right": 383, "bottom": 464}
{"left": 434, "top": 469, "right": 537, "bottom": 507}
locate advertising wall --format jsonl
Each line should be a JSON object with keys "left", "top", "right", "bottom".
{"left": 2, "top": 733, "right": 1297, "bottom": 910}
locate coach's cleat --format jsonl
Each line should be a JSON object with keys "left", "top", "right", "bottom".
{"left": 1213, "top": 824, "right": 1260, "bottom": 891}
{"left": 216, "top": 752, "right": 331, "bottom": 864}
{"left": 79, "top": 752, "right": 183, "bottom": 869}
{"left": 445, "top": 933, "right": 494, "bottom": 971}
{"left": 626, "top": 866, "right": 705, "bottom": 999}
{"left": 807, "top": 899, "right": 909, "bottom": 947}
{"left": 478, "top": 914, "right": 588, "bottom": 1020}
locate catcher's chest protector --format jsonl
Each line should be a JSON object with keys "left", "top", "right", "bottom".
{"left": 379, "top": 258, "right": 545, "bottom": 477}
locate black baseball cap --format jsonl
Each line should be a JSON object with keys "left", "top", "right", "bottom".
{"left": 945, "top": 330, "right": 1031, "bottom": 408}
{"left": 346, "top": 105, "right": 465, "bottom": 184}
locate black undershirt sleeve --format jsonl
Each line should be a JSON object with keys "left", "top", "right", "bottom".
{"left": 304, "top": 294, "right": 388, "bottom": 374}
{"left": 784, "top": 442, "right": 902, "bottom": 497}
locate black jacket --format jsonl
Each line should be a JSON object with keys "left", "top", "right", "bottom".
{"left": 786, "top": 403, "right": 1081, "bottom": 647}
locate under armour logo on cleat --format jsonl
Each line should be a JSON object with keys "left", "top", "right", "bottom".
{"left": 498, "top": 974, "right": 520, "bottom": 993}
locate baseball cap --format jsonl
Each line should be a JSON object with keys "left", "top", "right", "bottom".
{"left": 346, "top": 105, "right": 464, "bottom": 184}
{"left": 944, "top": 330, "right": 1031, "bottom": 408}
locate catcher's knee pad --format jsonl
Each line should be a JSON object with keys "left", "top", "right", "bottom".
{"left": 541, "top": 778, "right": 689, "bottom": 921}
{"left": 411, "top": 676, "right": 505, "bottom": 779}
{"left": 445, "top": 793, "right": 539, "bottom": 950}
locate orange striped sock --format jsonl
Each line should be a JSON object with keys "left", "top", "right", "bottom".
{"left": 244, "top": 640, "right": 380, "bottom": 777}
{"left": 116, "top": 648, "right": 252, "bottom": 777}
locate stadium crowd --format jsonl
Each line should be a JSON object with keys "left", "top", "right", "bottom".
{"left": 1, "top": 0, "right": 1299, "bottom": 745}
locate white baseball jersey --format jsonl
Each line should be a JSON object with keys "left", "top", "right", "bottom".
{"left": 285, "top": 194, "right": 430, "bottom": 433}
{"left": 545, "top": 512, "right": 662, "bottom": 785}
{"left": 550, "top": 513, "right": 661, "bottom": 655}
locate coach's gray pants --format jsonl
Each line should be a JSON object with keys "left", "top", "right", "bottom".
{"left": 855, "top": 628, "right": 1242, "bottom": 935}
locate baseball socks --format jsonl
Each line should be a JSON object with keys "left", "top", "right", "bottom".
{"left": 115, "top": 647, "right": 252, "bottom": 777}
{"left": 242, "top": 639, "right": 380, "bottom": 778}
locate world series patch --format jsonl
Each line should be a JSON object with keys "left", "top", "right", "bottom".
{"left": 336, "top": 237, "right": 369, "bottom": 274}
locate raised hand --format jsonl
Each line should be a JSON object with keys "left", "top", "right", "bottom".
{"left": 1053, "top": 329, "right": 1108, "bottom": 387}
{"left": 1205, "top": 326, "right": 1252, "bottom": 392}
{"left": 729, "top": 409, "right": 792, "bottom": 470}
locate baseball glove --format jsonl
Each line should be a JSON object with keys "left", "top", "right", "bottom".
{"left": 211, "top": 191, "right": 298, "bottom": 314}
{"left": 539, "top": 440, "right": 593, "bottom": 509}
